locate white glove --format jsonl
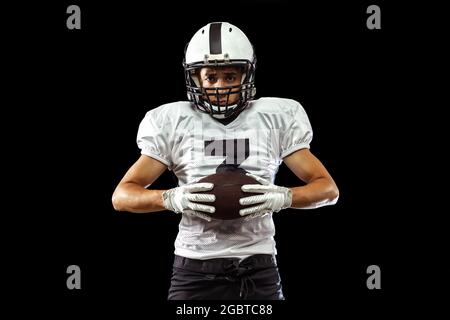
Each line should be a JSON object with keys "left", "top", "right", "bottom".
{"left": 162, "top": 183, "right": 215, "bottom": 222}
{"left": 239, "top": 173, "right": 292, "bottom": 220}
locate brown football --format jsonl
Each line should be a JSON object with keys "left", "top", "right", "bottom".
{"left": 197, "top": 167, "right": 261, "bottom": 220}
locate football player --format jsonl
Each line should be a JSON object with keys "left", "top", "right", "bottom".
{"left": 112, "top": 22, "right": 339, "bottom": 300}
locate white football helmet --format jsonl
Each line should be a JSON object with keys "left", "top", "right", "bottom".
{"left": 183, "top": 22, "right": 257, "bottom": 119}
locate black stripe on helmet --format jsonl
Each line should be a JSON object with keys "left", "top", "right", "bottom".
{"left": 209, "top": 22, "right": 222, "bottom": 54}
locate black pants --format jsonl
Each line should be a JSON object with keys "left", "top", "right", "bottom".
{"left": 168, "top": 254, "right": 285, "bottom": 300}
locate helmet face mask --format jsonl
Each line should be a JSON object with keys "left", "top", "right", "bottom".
{"left": 183, "top": 22, "right": 257, "bottom": 119}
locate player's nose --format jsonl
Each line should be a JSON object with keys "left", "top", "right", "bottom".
{"left": 213, "top": 79, "right": 229, "bottom": 93}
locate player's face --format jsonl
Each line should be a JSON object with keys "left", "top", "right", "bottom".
{"left": 199, "top": 66, "right": 243, "bottom": 106}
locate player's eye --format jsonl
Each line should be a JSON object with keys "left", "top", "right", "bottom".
{"left": 226, "top": 75, "right": 237, "bottom": 82}
{"left": 206, "top": 75, "right": 217, "bottom": 82}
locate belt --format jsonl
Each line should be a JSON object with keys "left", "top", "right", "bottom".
{"left": 173, "top": 254, "right": 277, "bottom": 274}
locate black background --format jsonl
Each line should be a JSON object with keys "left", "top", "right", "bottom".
{"left": 7, "top": 0, "right": 440, "bottom": 317}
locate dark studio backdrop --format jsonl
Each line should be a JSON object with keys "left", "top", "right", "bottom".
{"left": 9, "top": 0, "right": 434, "bottom": 317}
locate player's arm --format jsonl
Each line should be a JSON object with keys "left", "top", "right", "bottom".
{"left": 112, "top": 155, "right": 168, "bottom": 213}
{"left": 283, "top": 148, "right": 339, "bottom": 208}
{"left": 112, "top": 155, "right": 216, "bottom": 220}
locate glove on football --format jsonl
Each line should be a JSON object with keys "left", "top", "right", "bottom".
{"left": 239, "top": 174, "right": 292, "bottom": 220}
{"left": 162, "top": 183, "right": 215, "bottom": 221}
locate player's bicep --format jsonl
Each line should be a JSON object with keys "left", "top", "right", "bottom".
{"left": 283, "top": 149, "right": 333, "bottom": 183}
{"left": 119, "top": 155, "right": 168, "bottom": 188}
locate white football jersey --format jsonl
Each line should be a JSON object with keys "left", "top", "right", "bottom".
{"left": 137, "top": 97, "right": 313, "bottom": 260}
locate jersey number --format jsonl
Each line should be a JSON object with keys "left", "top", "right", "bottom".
{"left": 204, "top": 139, "right": 249, "bottom": 172}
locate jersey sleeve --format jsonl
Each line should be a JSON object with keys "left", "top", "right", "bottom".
{"left": 280, "top": 100, "right": 313, "bottom": 158}
{"left": 136, "top": 109, "right": 173, "bottom": 168}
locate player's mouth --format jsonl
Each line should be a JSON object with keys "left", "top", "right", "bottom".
{"left": 208, "top": 99, "right": 228, "bottom": 106}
